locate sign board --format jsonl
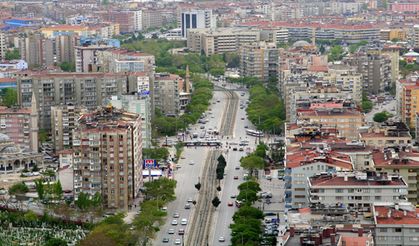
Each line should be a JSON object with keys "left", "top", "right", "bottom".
{"left": 143, "top": 159, "right": 157, "bottom": 169}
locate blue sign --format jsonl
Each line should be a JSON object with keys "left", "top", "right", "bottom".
{"left": 138, "top": 90, "right": 150, "bottom": 96}
{"left": 143, "top": 159, "right": 157, "bottom": 169}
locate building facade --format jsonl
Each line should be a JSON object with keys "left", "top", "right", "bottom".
{"left": 154, "top": 73, "right": 183, "bottom": 116}
{"left": 239, "top": 42, "right": 279, "bottom": 82}
{"left": 180, "top": 9, "right": 214, "bottom": 38}
{"left": 51, "top": 105, "right": 86, "bottom": 151}
{"left": 73, "top": 107, "right": 142, "bottom": 210}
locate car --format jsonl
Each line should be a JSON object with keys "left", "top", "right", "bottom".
{"left": 189, "top": 161, "right": 195, "bottom": 165}
{"left": 171, "top": 220, "right": 178, "bottom": 225}
{"left": 184, "top": 203, "right": 191, "bottom": 209}
{"left": 162, "top": 206, "right": 168, "bottom": 211}
{"left": 174, "top": 239, "right": 181, "bottom": 245}
{"left": 173, "top": 213, "right": 180, "bottom": 218}
{"left": 228, "top": 201, "right": 233, "bottom": 206}
{"left": 244, "top": 125, "right": 248, "bottom": 128}
{"left": 239, "top": 147, "right": 244, "bottom": 151}
{"left": 241, "top": 117, "right": 245, "bottom": 120}
{"left": 200, "top": 125, "right": 205, "bottom": 129}
{"left": 235, "top": 166, "right": 240, "bottom": 170}
{"left": 168, "top": 229, "right": 175, "bottom": 234}
{"left": 187, "top": 198, "right": 193, "bottom": 203}
{"left": 219, "top": 237, "right": 225, "bottom": 242}
{"left": 234, "top": 176, "right": 238, "bottom": 180}
{"left": 230, "top": 194, "right": 237, "bottom": 199}
{"left": 181, "top": 218, "right": 187, "bottom": 225}
{"left": 232, "top": 147, "right": 238, "bottom": 151}
{"left": 162, "top": 238, "right": 170, "bottom": 243}
{"left": 178, "top": 228, "right": 185, "bottom": 235}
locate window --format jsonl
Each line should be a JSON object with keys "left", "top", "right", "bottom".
{"left": 335, "top": 196, "right": 343, "bottom": 200}
{"left": 348, "top": 189, "right": 354, "bottom": 193}
{"left": 336, "top": 189, "right": 344, "bottom": 193}
{"left": 375, "top": 196, "right": 381, "bottom": 201}
{"left": 379, "top": 228, "right": 388, "bottom": 232}
{"left": 395, "top": 228, "right": 402, "bottom": 233}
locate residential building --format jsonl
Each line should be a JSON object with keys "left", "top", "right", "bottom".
{"left": 374, "top": 148, "right": 419, "bottom": 205}
{"left": 239, "top": 42, "right": 279, "bottom": 82}
{"left": 100, "top": 49, "right": 155, "bottom": 75}
{"left": 105, "top": 95, "right": 152, "bottom": 148}
{"left": 260, "top": 28, "right": 289, "bottom": 44}
{"left": 0, "top": 32, "right": 7, "bottom": 60}
{"left": 187, "top": 28, "right": 260, "bottom": 56}
{"left": 16, "top": 71, "right": 130, "bottom": 129}
{"left": 17, "top": 33, "right": 43, "bottom": 68}
{"left": 382, "top": 46, "right": 400, "bottom": 84}
{"left": 180, "top": 9, "right": 214, "bottom": 38}
{"left": 73, "top": 107, "right": 142, "bottom": 210}
{"left": 380, "top": 29, "right": 407, "bottom": 41}
{"left": 51, "top": 105, "right": 87, "bottom": 151}
{"left": 359, "top": 122, "right": 412, "bottom": 148}
{"left": 154, "top": 73, "right": 183, "bottom": 116}
{"left": 284, "top": 149, "right": 353, "bottom": 209}
{"left": 401, "top": 81, "right": 419, "bottom": 129}
{"left": 0, "top": 60, "right": 28, "bottom": 70}
{"left": 142, "top": 9, "right": 163, "bottom": 30}
{"left": 297, "top": 108, "right": 364, "bottom": 140}
{"left": 74, "top": 45, "right": 112, "bottom": 72}
{"left": 308, "top": 172, "right": 408, "bottom": 209}
{"left": 105, "top": 11, "right": 136, "bottom": 34}
{"left": 0, "top": 94, "right": 38, "bottom": 152}
{"left": 373, "top": 202, "right": 419, "bottom": 246}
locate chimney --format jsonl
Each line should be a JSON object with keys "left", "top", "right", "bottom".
{"left": 387, "top": 209, "right": 392, "bottom": 218}
{"left": 330, "top": 234, "right": 336, "bottom": 245}
{"left": 404, "top": 210, "right": 407, "bottom": 216}
{"left": 358, "top": 228, "right": 363, "bottom": 237}
{"left": 290, "top": 227, "right": 295, "bottom": 237}
{"left": 395, "top": 204, "right": 399, "bottom": 210}
{"left": 344, "top": 173, "right": 348, "bottom": 182}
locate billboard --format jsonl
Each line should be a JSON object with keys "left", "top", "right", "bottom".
{"left": 143, "top": 159, "right": 157, "bottom": 169}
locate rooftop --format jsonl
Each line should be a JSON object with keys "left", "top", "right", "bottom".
{"left": 286, "top": 149, "right": 353, "bottom": 170}
{"left": 374, "top": 204, "right": 419, "bottom": 225}
{"left": 309, "top": 172, "right": 407, "bottom": 187}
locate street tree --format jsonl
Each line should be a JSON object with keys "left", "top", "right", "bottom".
{"left": 373, "top": 111, "right": 391, "bottom": 123}
{"left": 238, "top": 181, "right": 261, "bottom": 193}
{"left": 194, "top": 183, "right": 201, "bottom": 191}
{"left": 240, "top": 155, "right": 265, "bottom": 176}
{"left": 232, "top": 205, "right": 264, "bottom": 221}
{"left": 53, "top": 180, "right": 63, "bottom": 200}
{"left": 211, "top": 196, "right": 221, "bottom": 209}
{"left": 237, "top": 189, "right": 258, "bottom": 204}
{"left": 144, "top": 178, "right": 177, "bottom": 202}
{"left": 35, "top": 179, "right": 45, "bottom": 200}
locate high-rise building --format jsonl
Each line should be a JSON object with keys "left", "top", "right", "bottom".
{"left": 105, "top": 95, "right": 152, "bottom": 148}
{"left": 51, "top": 105, "right": 87, "bottom": 151}
{"left": 154, "top": 73, "right": 184, "bottom": 116}
{"left": 0, "top": 32, "right": 7, "bottom": 61}
{"left": 0, "top": 94, "right": 38, "bottom": 152}
{"left": 180, "top": 9, "right": 214, "bottom": 38}
{"left": 239, "top": 42, "right": 279, "bottom": 82}
{"left": 187, "top": 28, "right": 260, "bottom": 56}
{"left": 16, "top": 71, "right": 133, "bottom": 129}
{"left": 74, "top": 45, "right": 112, "bottom": 72}
{"left": 141, "top": 9, "right": 163, "bottom": 30}
{"left": 73, "top": 107, "right": 142, "bottom": 210}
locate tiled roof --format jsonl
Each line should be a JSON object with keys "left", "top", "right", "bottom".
{"left": 310, "top": 174, "right": 406, "bottom": 187}
{"left": 375, "top": 206, "right": 419, "bottom": 225}
{"left": 286, "top": 150, "right": 353, "bottom": 170}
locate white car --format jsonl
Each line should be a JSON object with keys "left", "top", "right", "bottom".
{"left": 171, "top": 220, "right": 178, "bottom": 225}
{"left": 173, "top": 213, "right": 180, "bottom": 218}
{"left": 219, "top": 236, "right": 225, "bottom": 242}
{"left": 168, "top": 229, "right": 175, "bottom": 234}
{"left": 187, "top": 198, "right": 193, "bottom": 203}
{"left": 181, "top": 218, "right": 187, "bottom": 225}
{"left": 174, "top": 239, "right": 181, "bottom": 245}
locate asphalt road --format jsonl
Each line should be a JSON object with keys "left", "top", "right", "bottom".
{"left": 153, "top": 90, "right": 229, "bottom": 246}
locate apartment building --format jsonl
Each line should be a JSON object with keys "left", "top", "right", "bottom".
{"left": 0, "top": 94, "right": 38, "bottom": 152}
{"left": 73, "top": 107, "right": 142, "bottom": 210}
{"left": 239, "top": 42, "right": 279, "bottom": 82}
{"left": 105, "top": 95, "right": 152, "bottom": 148}
{"left": 74, "top": 45, "right": 112, "bottom": 72}
{"left": 308, "top": 172, "right": 408, "bottom": 210}
{"left": 373, "top": 203, "right": 419, "bottom": 246}
{"left": 154, "top": 73, "right": 183, "bottom": 116}
{"left": 16, "top": 71, "right": 131, "bottom": 129}
{"left": 100, "top": 49, "right": 155, "bottom": 74}
{"left": 260, "top": 28, "right": 289, "bottom": 44}
{"left": 142, "top": 9, "right": 163, "bottom": 30}
{"left": 187, "top": 28, "right": 260, "bottom": 56}
{"left": 359, "top": 122, "right": 412, "bottom": 148}
{"left": 180, "top": 9, "right": 214, "bottom": 38}
{"left": 284, "top": 149, "right": 353, "bottom": 209}
{"left": 327, "top": 66, "right": 363, "bottom": 103}
{"left": 0, "top": 32, "right": 7, "bottom": 61}
{"left": 297, "top": 108, "right": 364, "bottom": 141}
{"left": 51, "top": 105, "right": 87, "bottom": 151}
{"left": 401, "top": 81, "right": 419, "bottom": 129}
{"left": 374, "top": 148, "right": 419, "bottom": 205}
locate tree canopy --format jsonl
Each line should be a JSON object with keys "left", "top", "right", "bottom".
{"left": 8, "top": 182, "right": 29, "bottom": 195}
{"left": 328, "top": 45, "right": 345, "bottom": 62}
{"left": 5, "top": 48, "right": 20, "bottom": 60}
{"left": 240, "top": 155, "right": 265, "bottom": 176}
{"left": 142, "top": 147, "right": 169, "bottom": 161}
{"left": 373, "top": 111, "right": 391, "bottom": 123}
{"left": 1, "top": 88, "right": 17, "bottom": 107}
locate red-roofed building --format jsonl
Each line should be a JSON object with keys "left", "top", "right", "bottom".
{"left": 373, "top": 202, "right": 419, "bottom": 246}
{"left": 308, "top": 172, "right": 408, "bottom": 210}
{"left": 284, "top": 149, "right": 353, "bottom": 209}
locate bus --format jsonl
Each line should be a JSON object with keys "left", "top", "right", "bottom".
{"left": 246, "top": 129, "right": 264, "bottom": 137}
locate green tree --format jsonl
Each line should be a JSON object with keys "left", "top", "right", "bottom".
{"left": 8, "top": 182, "right": 29, "bottom": 195}
{"left": 35, "top": 179, "right": 45, "bottom": 200}
{"left": 53, "top": 180, "right": 63, "bottom": 200}
{"left": 211, "top": 196, "right": 221, "bottom": 209}
{"left": 240, "top": 155, "right": 265, "bottom": 176}
{"left": 1, "top": 88, "right": 17, "bottom": 107}
{"left": 238, "top": 181, "right": 261, "bottom": 193}
{"left": 142, "top": 148, "right": 169, "bottom": 160}
{"left": 23, "top": 211, "right": 38, "bottom": 221}
{"left": 194, "top": 182, "right": 201, "bottom": 191}
{"left": 59, "top": 62, "right": 75, "bottom": 72}
{"left": 328, "top": 45, "right": 345, "bottom": 62}
{"left": 232, "top": 205, "right": 264, "bottom": 221}
{"left": 44, "top": 238, "right": 67, "bottom": 246}
{"left": 361, "top": 99, "right": 373, "bottom": 113}
{"left": 144, "top": 178, "right": 177, "bottom": 202}
{"left": 255, "top": 143, "right": 267, "bottom": 158}
{"left": 39, "top": 129, "right": 49, "bottom": 143}
{"left": 5, "top": 48, "right": 20, "bottom": 60}
{"left": 224, "top": 52, "right": 240, "bottom": 68}
{"left": 75, "top": 192, "right": 91, "bottom": 211}
{"left": 373, "top": 111, "right": 391, "bottom": 123}
{"left": 237, "top": 189, "right": 258, "bottom": 204}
